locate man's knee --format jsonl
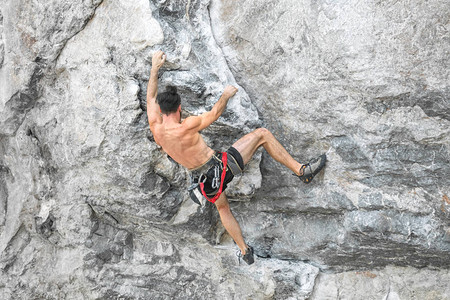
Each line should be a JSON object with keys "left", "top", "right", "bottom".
{"left": 215, "top": 201, "right": 230, "bottom": 213}
{"left": 254, "top": 127, "right": 271, "bottom": 140}
{"left": 214, "top": 193, "right": 230, "bottom": 212}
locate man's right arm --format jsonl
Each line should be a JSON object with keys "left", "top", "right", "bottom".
{"left": 185, "top": 85, "right": 238, "bottom": 131}
{"left": 147, "top": 51, "right": 166, "bottom": 128}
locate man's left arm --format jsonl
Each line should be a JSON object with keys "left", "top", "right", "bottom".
{"left": 184, "top": 85, "right": 238, "bottom": 132}
{"left": 147, "top": 51, "right": 166, "bottom": 127}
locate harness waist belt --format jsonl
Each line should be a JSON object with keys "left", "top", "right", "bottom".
{"left": 188, "top": 152, "right": 221, "bottom": 176}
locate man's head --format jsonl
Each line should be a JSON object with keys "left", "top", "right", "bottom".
{"left": 157, "top": 86, "right": 181, "bottom": 115}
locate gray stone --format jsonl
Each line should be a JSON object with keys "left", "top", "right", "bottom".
{"left": 0, "top": 164, "right": 11, "bottom": 226}
{"left": 114, "top": 230, "right": 133, "bottom": 246}
{"left": 96, "top": 249, "right": 113, "bottom": 262}
{"left": 310, "top": 266, "right": 450, "bottom": 300}
{"left": 210, "top": 0, "right": 450, "bottom": 270}
{"left": 36, "top": 213, "right": 56, "bottom": 238}
{"left": 110, "top": 244, "right": 124, "bottom": 256}
{"left": 0, "top": 8, "right": 4, "bottom": 68}
{"left": 0, "top": 0, "right": 449, "bottom": 298}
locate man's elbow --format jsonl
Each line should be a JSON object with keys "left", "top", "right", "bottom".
{"left": 147, "top": 96, "right": 157, "bottom": 106}
{"left": 209, "top": 108, "right": 221, "bottom": 121}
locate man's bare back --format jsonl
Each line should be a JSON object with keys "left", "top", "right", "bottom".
{"left": 147, "top": 51, "right": 238, "bottom": 170}
{"left": 150, "top": 118, "right": 214, "bottom": 169}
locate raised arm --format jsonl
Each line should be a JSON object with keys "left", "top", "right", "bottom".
{"left": 147, "top": 50, "right": 166, "bottom": 127}
{"left": 185, "top": 85, "right": 238, "bottom": 131}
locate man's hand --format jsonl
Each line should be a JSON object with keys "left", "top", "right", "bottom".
{"left": 223, "top": 85, "right": 238, "bottom": 99}
{"left": 152, "top": 50, "right": 166, "bottom": 70}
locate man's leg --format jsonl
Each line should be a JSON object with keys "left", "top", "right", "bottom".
{"left": 232, "top": 128, "right": 302, "bottom": 175}
{"left": 214, "top": 192, "right": 249, "bottom": 254}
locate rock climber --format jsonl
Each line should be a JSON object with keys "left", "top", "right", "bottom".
{"left": 146, "top": 50, "right": 326, "bottom": 265}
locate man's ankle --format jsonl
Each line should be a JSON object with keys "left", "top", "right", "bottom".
{"left": 294, "top": 163, "right": 303, "bottom": 176}
{"left": 298, "top": 164, "right": 304, "bottom": 176}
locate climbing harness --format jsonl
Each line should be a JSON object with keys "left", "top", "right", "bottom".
{"left": 200, "top": 152, "right": 227, "bottom": 203}
{"left": 188, "top": 152, "right": 228, "bottom": 204}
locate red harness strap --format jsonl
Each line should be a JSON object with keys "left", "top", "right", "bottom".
{"left": 199, "top": 152, "right": 228, "bottom": 203}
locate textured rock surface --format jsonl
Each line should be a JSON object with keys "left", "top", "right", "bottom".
{"left": 210, "top": 0, "right": 450, "bottom": 271}
{"left": 311, "top": 266, "right": 450, "bottom": 299}
{"left": 1, "top": 0, "right": 449, "bottom": 299}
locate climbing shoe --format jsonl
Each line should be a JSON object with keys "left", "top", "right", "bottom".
{"left": 237, "top": 246, "right": 254, "bottom": 265}
{"left": 298, "top": 154, "right": 327, "bottom": 184}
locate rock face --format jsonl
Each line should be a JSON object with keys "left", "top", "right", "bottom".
{"left": 0, "top": 0, "right": 449, "bottom": 299}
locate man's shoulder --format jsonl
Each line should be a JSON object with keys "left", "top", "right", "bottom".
{"left": 148, "top": 119, "right": 161, "bottom": 132}
{"left": 183, "top": 115, "right": 201, "bottom": 129}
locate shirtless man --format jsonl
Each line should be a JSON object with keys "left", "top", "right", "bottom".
{"left": 147, "top": 51, "right": 326, "bottom": 265}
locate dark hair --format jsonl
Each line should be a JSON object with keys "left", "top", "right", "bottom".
{"left": 157, "top": 86, "right": 181, "bottom": 115}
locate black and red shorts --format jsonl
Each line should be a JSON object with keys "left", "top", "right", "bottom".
{"left": 189, "top": 147, "right": 244, "bottom": 197}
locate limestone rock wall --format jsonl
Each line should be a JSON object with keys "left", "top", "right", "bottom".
{"left": 0, "top": 0, "right": 449, "bottom": 299}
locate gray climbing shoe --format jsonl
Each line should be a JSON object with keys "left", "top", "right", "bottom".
{"left": 298, "top": 154, "right": 326, "bottom": 184}
{"left": 237, "top": 246, "right": 254, "bottom": 265}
